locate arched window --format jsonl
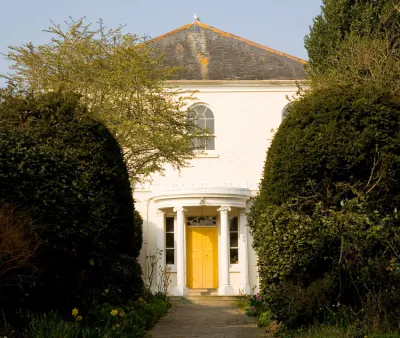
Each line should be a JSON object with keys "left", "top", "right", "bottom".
{"left": 282, "top": 102, "right": 294, "bottom": 120}
{"left": 188, "top": 104, "right": 215, "bottom": 150}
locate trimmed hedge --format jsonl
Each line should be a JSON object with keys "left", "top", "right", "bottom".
{"left": 248, "top": 84, "right": 400, "bottom": 330}
{"left": 0, "top": 91, "right": 143, "bottom": 313}
{"left": 254, "top": 85, "right": 400, "bottom": 210}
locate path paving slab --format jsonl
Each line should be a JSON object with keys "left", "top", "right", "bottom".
{"left": 150, "top": 301, "right": 268, "bottom": 338}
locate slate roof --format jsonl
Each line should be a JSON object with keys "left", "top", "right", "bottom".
{"left": 147, "top": 21, "right": 307, "bottom": 81}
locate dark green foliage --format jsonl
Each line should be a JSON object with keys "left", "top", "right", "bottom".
{"left": 248, "top": 85, "right": 400, "bottom": 331}
{"left": 253, "top": 85, "right": 400, "bottom": 214}
{"left": 250, "top": 1, "right": 400, "bottom": 334}
{"left": 0, "top": 91, "right": 143, "bottom": 313}
{"left": 305, "top": 0, "right": 400, "bottom": 74}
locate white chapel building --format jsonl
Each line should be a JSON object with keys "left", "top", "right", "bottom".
{"left": 134, "top": 17, "right": 306, "bottom": 296}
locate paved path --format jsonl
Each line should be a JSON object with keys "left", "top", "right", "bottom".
{"left": 150, "top": 301, "right": 268, "bottom": 338}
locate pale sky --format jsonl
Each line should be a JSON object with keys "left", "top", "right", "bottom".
{"left": 0, "top": 0, "right": 323, "bottom": 86}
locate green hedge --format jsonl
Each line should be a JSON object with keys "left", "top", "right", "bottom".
{"left": 0, "top": 91, "right": 143, "bottom": 313}
{"left": 253, "top": 85, "right": 400, "bottom": 210}
{"left": 248, "top": 84, "right": 400, "bottom": 331}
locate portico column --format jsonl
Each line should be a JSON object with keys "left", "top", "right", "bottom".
{"left": 173, "top": 206, "right": 188, "bottom": 296}
{"left": 218, "top": 205, "right": 234, "bottom": 295}
{"left": 239, "top": 210, "right": 251, "bottom": 294}
{"left": 156, "top": 211, "right": 165, "bottom": 292}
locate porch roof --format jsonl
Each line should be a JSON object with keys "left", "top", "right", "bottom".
{"left": 152, "top": 187, "right": 252, "bottom": 209}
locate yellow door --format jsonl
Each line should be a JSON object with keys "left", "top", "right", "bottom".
{"left": 187, "top": 227, "right": 218, "bottom": 288}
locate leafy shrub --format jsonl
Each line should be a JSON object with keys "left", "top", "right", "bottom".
{"left": 127, "top": 298, "right": 169, "bottom": 329}
{"left": 18, "top": 297, "right": 169, "bottom": 338}
{"left": 248, "top": 84, "right": 400, "bottom": 331}
{"left": 245, "top": 293, "right": 264, "bottom": 317}
{"left": 257, "top": 310, "right": 272, "bottom": 327}
{"left": 0, "top": 91, "right": 143, "bottom": 314}
{"left": 292, "top": 325, "right": 400, "bottom": 338}
{"left": 239, "top": 295, "right": 283, "bottom": 334}
{"left": 293, "top": 324, "right": 358, "bottom": 338}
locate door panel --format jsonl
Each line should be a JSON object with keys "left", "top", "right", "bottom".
{"left": 187, "top": 228, "right": 202, "bottom": 288}
{"left": 203, "top": 227, "right": 218, "bottom": 288}
{"left": 187, "top": 227, "right": 218, "bottom": 288}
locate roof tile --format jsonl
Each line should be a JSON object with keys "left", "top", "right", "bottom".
{"left": 148, "top": 22, "right": 307, "bottom": 81}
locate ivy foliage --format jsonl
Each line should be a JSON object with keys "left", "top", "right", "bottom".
{"left": 248, "top": 84, "right": 400, "bottom": 329}
{"left": 0, "top": 91, "right": 143, "bottom": 312}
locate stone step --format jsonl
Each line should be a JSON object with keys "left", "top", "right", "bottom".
{"left": 188, "top": 295, "right": 246, "bottom": 301}
{"left": 169, "top": 295, "right": 246, "bottom": 304}
{"left": 188, "top": 288, "right": 218, "bottom": 296}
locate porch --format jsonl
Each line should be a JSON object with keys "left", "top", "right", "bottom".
{"left": 153, "top": 187, "right": 253, "bottom": 296}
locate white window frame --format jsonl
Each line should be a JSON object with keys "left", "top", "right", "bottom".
{"left": 188, "top": 103, "right": 217, "bottom": 155}
{"left": 165, "top": 216, "right": 175, "bottom": 267}
{"left": 229, "top": 216, "right": 239, "bottom": 265}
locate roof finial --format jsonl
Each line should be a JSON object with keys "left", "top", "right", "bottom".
{"left": 193, "top": 13, "right": 200, "bottom": 23}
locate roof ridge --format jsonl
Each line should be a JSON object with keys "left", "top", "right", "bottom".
{"left": 145, "top": 23, "right": 193, "bottom": 44}
{"left": 197, "top": 22, "right": 307, "bottom": 64}
{"left": 146, "top": 22, "right": 307, "bottom": 65}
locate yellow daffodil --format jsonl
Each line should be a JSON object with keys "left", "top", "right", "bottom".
{"left": 72, "top": 308, "right": 79, "bottom": 317}
{"left": 76, "top": 315, "right": 83, "bottom": 322}
{"left": 110, "top": 309, "right": 118, "bottom": 316}
{"left": 115, "top": 323, "right": 120, "bottom": 328}
{"left": 119, "top": 311, "right": 126, "bottom": 318}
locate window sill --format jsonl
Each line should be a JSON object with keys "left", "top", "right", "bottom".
{"left": 194, "top": 151, "right": 219, "bottom": 158}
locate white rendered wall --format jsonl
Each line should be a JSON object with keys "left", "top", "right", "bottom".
{"left": 134, "top": 83, "right": 299, "bottom": 294}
